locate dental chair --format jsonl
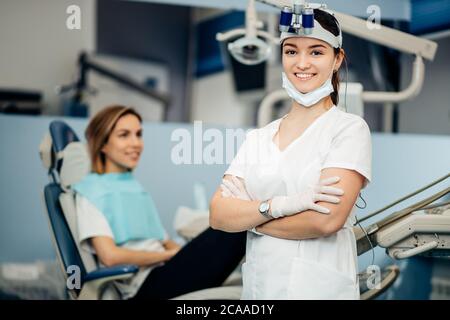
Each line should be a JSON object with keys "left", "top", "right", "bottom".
{"left": 354, "top": 174, "right": 450, "bottom": 299}
{"left": 39, "top": 120, "right": 242, "bottom": 300}
{"left": 39, "top": 121, "right": 139, "bottom": 299}
{"left": 355, "top": 179, "right": 450, "bottom": 260}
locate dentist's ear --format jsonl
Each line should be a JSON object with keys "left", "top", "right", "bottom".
{"left": 335, "top": 48, "right": 345, "bottom": 71}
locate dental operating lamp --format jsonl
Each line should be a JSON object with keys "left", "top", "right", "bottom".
{"left": 216, "top": 0, "right": 277, "bottom": 65}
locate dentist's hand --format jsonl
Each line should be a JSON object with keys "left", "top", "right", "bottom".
{"left": 270, "top": 176, "right": 344, "bottom": 218}
{"left": 221, "top": 176, "right": 263, "bottom": 236}
{"left": 220, "top": 176, "right": 251, "bottom": 201}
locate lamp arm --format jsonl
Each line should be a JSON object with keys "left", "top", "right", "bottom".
{"left": 257, "top": 0, "right": 437, "bottom": 61}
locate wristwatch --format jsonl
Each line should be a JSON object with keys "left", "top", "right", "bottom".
{"left": 258, "top": 200, "right": 272, "bottom": 219}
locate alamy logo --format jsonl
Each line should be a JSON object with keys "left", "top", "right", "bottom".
{"left": 170, "top": 121, "right": 250, "bottom": 165}
{"left": 66, "top": 265, "right": 81, "bottom": 290}
{"left": 366, "top": 265, "right": 381, "bottom": 290}
{"left": 366, "top": 5, "right": 381, "bottom": 30}
{"left": 66, "top": 5, "right": 81, "bottom": 30}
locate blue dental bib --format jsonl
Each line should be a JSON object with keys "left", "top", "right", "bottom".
{"left": 73, "top": 172, "right": 165, "bottom": 245}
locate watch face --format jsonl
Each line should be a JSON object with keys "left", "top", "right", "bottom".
{"left": 260, "top": 202, "right": 269, "bottom": 213}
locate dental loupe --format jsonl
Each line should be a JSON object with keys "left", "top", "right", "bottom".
{"left": 278, "top": 0, "right": 327, "bottom": 34}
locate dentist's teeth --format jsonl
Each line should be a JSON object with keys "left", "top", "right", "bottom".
{"left": 295, "top": 73, "right": 314, "bottom": 79}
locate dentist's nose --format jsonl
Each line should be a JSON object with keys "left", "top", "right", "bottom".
{"left": 294, "top": 53, "right": 311, "bottom": 70}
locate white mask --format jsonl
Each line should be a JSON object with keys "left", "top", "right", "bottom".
{"left": 282, "top": 61, "right": 336, "bottom": 107}
{"left": 282, "top": 73, "right": 332, "bottom": 107}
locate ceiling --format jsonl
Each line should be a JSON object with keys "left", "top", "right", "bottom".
{"left": 130, "top": 0, "right": 450, "bottom": 34}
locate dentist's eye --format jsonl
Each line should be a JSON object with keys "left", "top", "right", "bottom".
{"left": 284, "top": 50, "right": 296, "bottom": 56}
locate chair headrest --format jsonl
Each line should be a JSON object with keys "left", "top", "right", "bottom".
{"left": 39, "top": 132, "right": 53, "bottom": 170}
{"left": 60, "top": 142, "right": 91, "bottom": 189}
{"left": 39, "top": 120, "right": 91, "bottom": 188}
{"left": 39, "top": 120, "right": 81, "bottom": 172}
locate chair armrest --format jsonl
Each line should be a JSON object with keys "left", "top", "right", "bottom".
{"left": 172, "top": 286, "right": 242, "bottom": 300}
{"left": 78, "top": 265, "right": 139, "bottom": 300}
{"left": 84, "top": 264, "right": 138, "bottom": 283}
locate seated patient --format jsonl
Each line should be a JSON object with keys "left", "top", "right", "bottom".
{"left": 73, "top": 105, "right": 246, "bottom": 299}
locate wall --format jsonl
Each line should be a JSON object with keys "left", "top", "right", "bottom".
{"left": 191, "top": 71, "right": 258, "bottom": 126}
{"left": 87, "top": 53, "right": 169, "bottom": 122}
{"left": 0, "top": 0, "right": 96, "bottom": 115}
{"left": 96, "top": 0, "right": 190, "bottom": 122}
{"left": 398, "top": 36, "right": 450, "bottom": 135}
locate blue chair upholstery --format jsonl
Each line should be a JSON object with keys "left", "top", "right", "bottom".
{"left": 49, "top": 120, "right": 80, "bottom": 152}
{"left": 49, "top": 121, "right": 80, "bottom": 172}
{"left": 44, "top": 183, "right": 86, "bottom": 294}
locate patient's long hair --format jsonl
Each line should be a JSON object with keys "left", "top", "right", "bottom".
{"left": 85, "top": 105, "right": 142, "bottom": 174}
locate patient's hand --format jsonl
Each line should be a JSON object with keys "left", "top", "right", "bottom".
{"left": 164, "top": 248, "right": 180, "bottom": 261}
{"left": 163, "top": 239, "right": 181, "bottom": 251}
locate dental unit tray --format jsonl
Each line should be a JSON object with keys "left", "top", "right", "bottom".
{"left": 355, "top": 173, "right": 450, "bottom": 259}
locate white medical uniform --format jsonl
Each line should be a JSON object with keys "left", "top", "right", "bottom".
{"left": 224, "top": 105, "right": 372, "bottom": 300}
{"left": 76, "top": 195, "right": 168, "bottom": 299}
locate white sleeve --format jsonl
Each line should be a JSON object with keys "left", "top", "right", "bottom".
{"left": 224, "top": 129, "right": 256, "bottom": 179}
{"left": 163, "top": 229, "right": 170, "bottom": 241}
{"left": 76, "top": 194, "right": 114, "bottom": 254}
{"left": 322, "top": 118, "right": 372, "bottom": 189}
{"left": 224, "top": 129, "right": 262, "bottom": 235}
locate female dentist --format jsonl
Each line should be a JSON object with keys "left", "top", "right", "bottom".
{"left": 210, "top": 9, "right": 372, "bottom": 300}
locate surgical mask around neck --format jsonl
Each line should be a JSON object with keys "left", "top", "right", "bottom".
{"left": 282, "top": 60, "right": 336, "bottom": 107}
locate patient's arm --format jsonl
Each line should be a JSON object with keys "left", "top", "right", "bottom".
{"left": 91, "top": 236, "right": 179, "bottom": 268}
{"left": 162, "top": 239, "right": 181, "bottom": 251}
{"left": 256, "top": 168, "right": 364, "bottom": 240}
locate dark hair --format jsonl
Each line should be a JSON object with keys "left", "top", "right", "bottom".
{"left": 312, "top": 9, "right": 343, "bottom": 106}
{"left": 85, "top": 105, "right": 142, "bottom": 174}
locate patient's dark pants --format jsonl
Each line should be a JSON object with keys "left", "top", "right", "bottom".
{"left": 131, "top": 228, "right": 246, "bottom": 300}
